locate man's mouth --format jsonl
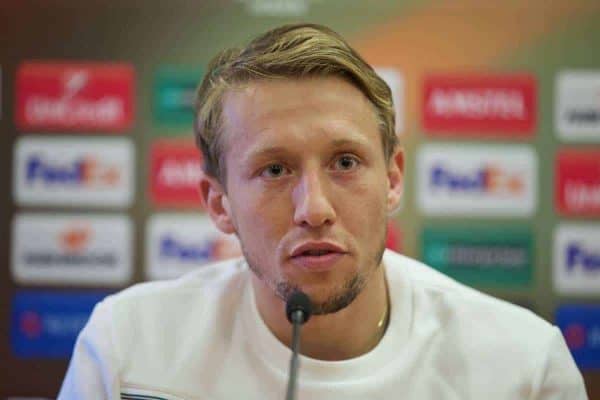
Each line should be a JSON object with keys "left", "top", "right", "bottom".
{"left": 290, "top": 242, "right": 346, "bottom": 258}
{"left": 289, "top": 242, "right": 346, "bottom": 270}
{"left": 295, "top": 249, "right": 337, "bottom": 257}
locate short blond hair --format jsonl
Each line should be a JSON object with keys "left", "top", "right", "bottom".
{"left": 194, "top": 23, "right": 397, "bottom": 183}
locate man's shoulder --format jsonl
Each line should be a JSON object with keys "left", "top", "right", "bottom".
{"left": 101, "top": 257, "right": 248, "bottom": 321}
{"left": 385, "top": 250, "right": 555, "bottom": 343}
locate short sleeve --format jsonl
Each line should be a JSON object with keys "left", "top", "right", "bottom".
{"left": 531, "top": 327, "right": 588, "bottom": 400}
{"left": 57, "top": 300, "right": 121, "bottom": 399}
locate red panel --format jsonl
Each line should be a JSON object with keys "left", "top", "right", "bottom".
{"left": 149, "top": 139, "right": 204, "bottom": 208}
{"left": 15, "top": 62, "right": 135, "bottom": 132}
{"left": 422, "top": 74, "right": 536, "bottom": 137}
{"left": 556, "top": 149, "right": 600, "bottom": 216}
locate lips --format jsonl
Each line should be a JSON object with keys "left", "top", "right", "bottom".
{"left": 290, "top": 241, "right": 346, "bottom": 258}
{"left": 289, "top": 241, "right": 347, "bottom": 271}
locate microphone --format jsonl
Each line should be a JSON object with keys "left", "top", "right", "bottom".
{"left": 284, "top": 291, "right": 312, "bottom": 400}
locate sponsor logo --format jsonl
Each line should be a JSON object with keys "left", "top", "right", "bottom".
{"left": 14, "top": 137, "right": 134, "bottom": 207}
{"left": 556, "top": 305, "right": 600, "bottom": 370}
{"left": 556, "top": 71, "right": 600, "bottom": 141}
{"left": 154, "top": 67, "right": 201, "bottom": 126}
{"left": 555, "top": 149, "right": 600, "bottom": 216}
{"left": 554, "top": 224, "right": 600, "bottom": 294}
{"left": 429, "top": 165, "right": 524, "bottom": 194}
{"left": 146, "top": 214, "right": 241, "bottom": 280}
{"left": 10, "top": 291, "right": 109, "bottom": 358}
{"left": 422, "top": 74, "right": 536, "bottom": 136}
{"left": 422, "top": 227, "right": 532, "bottom": 287}
{"left": 417, "top": 144, "right": 537, "bottom": 216}
{"left": 237, "top": 0, "right": 310, "bottom": 16}
{"left": 374, "top": 68, "right": 404, "bottom": 135}
{"left": 15, "top": 62, "right": 134, "bottom": 131}
{"left": 11, "top": 213, "right": 133, "bottom": 285}
{"left": 149, "top": 139, "right": 203, "bottom": 207}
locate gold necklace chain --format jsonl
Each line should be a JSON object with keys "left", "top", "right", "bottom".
{"left": 373, "top": 276, "right": 391, "bottom": 345}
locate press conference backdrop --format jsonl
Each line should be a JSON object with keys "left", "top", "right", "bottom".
{"left": 1, "top": 1, "right": 600, "bottom": 398}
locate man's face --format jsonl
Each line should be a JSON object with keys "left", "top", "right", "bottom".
{"left": 206, "top": 76, "right": 403, "bottom": 314}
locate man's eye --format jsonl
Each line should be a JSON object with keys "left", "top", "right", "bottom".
{"left": 334, "top": 155, "right": 359, "bottom": 171}
{"left": 260, "top": 164, "right": 288, "bottom": 178}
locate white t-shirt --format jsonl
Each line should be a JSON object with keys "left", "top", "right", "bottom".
{"left": 58, "top": 250, "right": 587, "bottom": 400}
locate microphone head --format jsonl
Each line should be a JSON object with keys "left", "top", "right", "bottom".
{"left": 285, "top": 291, "right": 312, "bottom": 325}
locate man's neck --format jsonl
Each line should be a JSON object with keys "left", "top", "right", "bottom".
{"left": 252, "top": 265, "right": 389, "bottom": 361}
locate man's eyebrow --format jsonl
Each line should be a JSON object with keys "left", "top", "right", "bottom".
{"left": 240, "top": 137, "right": 371, "bottom": 164}
{"left": 241, "top": 146, "right": 291, "bottom": 164}
{"left": 329, "top": 138, "right": 370, "bottom": 148}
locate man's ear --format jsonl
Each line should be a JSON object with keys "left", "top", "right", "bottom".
{"left": 387, "top": 147, "right": 404, "bottom": 215}
{"left": 198, "top": 172, "right": 236, "bottom": 234}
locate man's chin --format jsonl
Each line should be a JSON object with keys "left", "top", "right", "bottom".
{"left": 276, "top": 274, "right": 367, "bottom": 316}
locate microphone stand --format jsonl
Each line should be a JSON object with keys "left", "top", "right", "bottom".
{"left": 285, "top": 291, "right": 312, "bottom": 400}
{"left": 285, "top": 310, "right": 304, "bottom": 400}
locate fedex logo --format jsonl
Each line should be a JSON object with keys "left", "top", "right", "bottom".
{"left": 146, "top": 214, "right": 242, "bottom": 280}
{"left": 566, "top": 244, "right": 600, "bottom": 272}
{"left": 430, "top": 165, "right": 524, "bottom": 194}
{"left": 149, "top": 139, "right": 203, "bottom": 207}
{"left": 25, "top": 155, "right": 120, "bottom": 186}
{"left": 14, "top": 137, "right": 134, "bottom": 207}
{"left": 160, "top": 235, "right": 213, "bottom": 262}
{"left": 423, "top": 74, "right": 536, "bottom": 137}
{"left": 418, "top": 144, "right": 536, "bottom": 216}
{"left": 556, "top": 149, "right": 600, "bottom": 216}
{"left": 15, "top": 62, "right": 134, "bottom": 132}
{"left": 556, "top": 305, "right": 600, "bottom": 369}
{"left": 554, "top": 224, "right": 600, "bottom": 294}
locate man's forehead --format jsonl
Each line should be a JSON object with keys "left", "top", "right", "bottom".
{"left": 221, "top": 77, "right": 377, "bottom": 133}
{"left": 217, "top": 76, "right": 383, "bottom": 167}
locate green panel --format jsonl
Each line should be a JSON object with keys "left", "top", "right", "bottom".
{"left": 422, "top": 226, "right": 533, "bottom": 288}
{"left": 153, "top": 66, "right": 203, "bottom": 128}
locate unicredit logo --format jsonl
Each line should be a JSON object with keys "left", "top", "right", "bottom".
{"left": 15, "top": 62, "right": 134, "bottom": 131}
{"left": 430, "top": 165, "right": 524, "bottom": 194}
{"left": 566, "top": 243, "right": 600, "bottom": 271}
{"left": 25, "top": 70, "right": 124, "bottom": 126}
{"left": 25, "top": 155, "right": 120, "bottom": 187}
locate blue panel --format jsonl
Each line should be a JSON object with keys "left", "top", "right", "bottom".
{"left": 556, "top": 304, "right": 600, "bottom": 370}
{"left": 10, "top": 290, "right": 111, "bottom": 359}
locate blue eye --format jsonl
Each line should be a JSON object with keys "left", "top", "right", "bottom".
{"left": 261, "top": 163, "right": 288, "bottom": 178}
{"left": 334, "top": 155, "right": 359, "bottom": 171}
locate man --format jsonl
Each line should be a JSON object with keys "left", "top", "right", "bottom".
{"left": 59, "top": 23, "right": 587, "bottom": 399}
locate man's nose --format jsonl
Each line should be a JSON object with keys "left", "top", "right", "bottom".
{"left": 292, "top": 169, "right": 336, "bottom": 228}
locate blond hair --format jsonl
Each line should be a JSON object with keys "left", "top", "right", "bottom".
{"left": 194, "top": 23, "right": 397, "bottom": 183}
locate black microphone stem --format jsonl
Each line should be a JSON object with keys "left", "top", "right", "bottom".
{"left": 285, "top": 309, "right": 303, "bottom": 400}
